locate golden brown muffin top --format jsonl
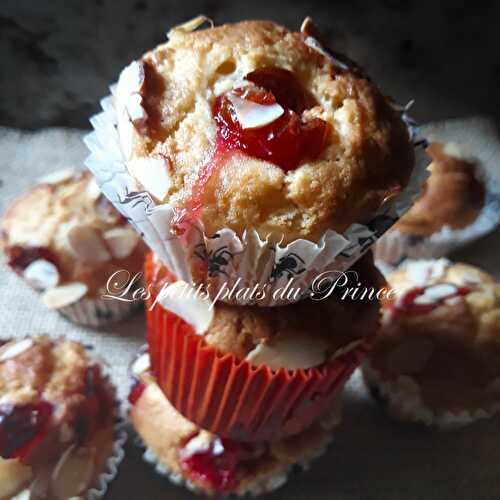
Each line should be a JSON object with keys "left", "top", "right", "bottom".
{"left": 0, "top": 336, "right": 115, "bottom": 499}
{"left": 150, "top": 251, "right": 383, "bottom": 369}
{"left": 1, "top": 169, "right": 145, "bottom": 299}
{"left": 371, "top": 259, "right": 500, "bottom": 413}
{"left": 129, "top": 362, "right": 339, "bottom": 497}
{"left": 116, "top": 18, "right": 414, "bottom": 243}
{"left": 393, "top": 142, "right": 485, "bottom": 236}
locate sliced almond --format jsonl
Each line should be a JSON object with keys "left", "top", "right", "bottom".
{"left": 126, "top": 157, "right": 171, "bottom": 201}
{"left": 386, "top": 338, "right": 434, "bottom": 375}
{"left": 11, "top": 489, "right": 31, "bottom": 500}
{"left": 86, "top": 177, "right": 102, "bottom": 201}
{"left": 116, "top": 61, "right": 147, "bottom": 132}
{"left": 39, "top": 168, "right": 77, "bottom": 185}
{"left": 168, "top": 15, "right": 213, "bottom": 37}
{"left": 179, "top": 431, "right": 213, "bottom": 459}
{"left": 156, "top": 281, "right": 213, "bottom": 335}
{"left": 0, "top": 458, "right": 33, "bottom": 499}
{"left": 0, "top": 338, "right": 34, "bottom": 362}
{"left": 42, "top": 282, "right": 88, "bottom": 309}
{"left": 126, "top": 93, "right": 148, "bottom": 123}
{"left": 67, "top": 224, "right": 111, "bottom": 263}
{"left": 406, "top": 259, "right": 450, "bottom": 287}
{"left": 23, "top": 259, "right": 59, "bottom": 290}
{"left": 246, "top": 336, "right": 328, "bottom": 370}
{"left": 331, "top": 339, "right": 364, "bottom": 360}
{"left": 118, "top": 60, "right": 145, "bottom": 98}
{"left": 131, "top": 352, "right": 150, "bottom": 376}
{"left": 50, "top": 445, "right": 95, "bottom": 500}
{"left": 227, "top": 94, "right": 284, "bottom": 129}
{"left": 414, "top": 283, "right": 458, "bottom": 305}
{"left": 103, "top": 227, "right": 139, "bottom": 259}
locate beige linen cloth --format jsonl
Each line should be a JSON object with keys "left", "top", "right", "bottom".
{"left": 0, "top": 126, "right": 499, "bottom": 499}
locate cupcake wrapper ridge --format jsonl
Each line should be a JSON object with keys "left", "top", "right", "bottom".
{"left": 363, "top": 360, "right": 500, "bottom": 430}
{"left": 57, "top": 296, "right": 141, "bottom": 328}
{"left": 86, "top": 377, "right": 127, "bottom": 500}
{"left": 84, "top": 89, "right": 429, "bottom": 306}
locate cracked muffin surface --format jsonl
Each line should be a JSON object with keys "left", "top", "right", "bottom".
{"left": 116, "top": 19, "right": 414, "bottom": 243}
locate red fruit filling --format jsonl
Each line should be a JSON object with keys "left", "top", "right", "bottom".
{"left": 0, "top": 402, "right": 53, "bottom": 459}
{"left": 179, "top": 433, "right": 263, "bottom": 493}
{"left": 173, "top": 67, "right": 329, "bottom": 233}
{"left": 128, "top": 380, "right": 145, "bottom": 406}
{"left": 6, "top": 245, "right": 59, "bottom": 274}
{"left": 392, "top": 284, "right": 471, "bottom": 317}
{"left": 213, "top": 70, "right": 329, "bottom": 172}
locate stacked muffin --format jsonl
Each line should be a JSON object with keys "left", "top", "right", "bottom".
{"left": 86, "top": 17, "right": 419, "bottom": 495}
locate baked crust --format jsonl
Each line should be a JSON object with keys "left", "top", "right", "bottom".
{"left": 0, "top": 336, "right": 115, "bottom": 499}
{"left": 130, "top": 371, "right": 339, "bottom": 496}
{"left": 1, "top": 169, "right": 145, "bottom": 297}
{"left": 117, "top": 19, "right": 414, "bottom": 243}
{"left": 393, "top": 142, "right": 485, "bottom": 236}
{"left": 370, "top": 260, "right": 500, "bottom": 414}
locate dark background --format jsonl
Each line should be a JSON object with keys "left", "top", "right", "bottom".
{"left": 1, "top": 0, "right": 499, "bottom": 130}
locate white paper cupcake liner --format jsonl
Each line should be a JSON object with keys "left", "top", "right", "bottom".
{"left": 135, "top": 433, "right": 331, "bottom": 497}
{"left": 58, "top": 296, "right": 141, "bottom": 328}
{"left": 374, "top": 117, "right": 500, "bottom": 265}
{"left": 86, "top": 379, "right": 127, "bottom": 500}
{"left": 84, "top": 79, "right": 429, "bottom": 306}
{"left": 363, "top": 360, "right": 500, "bottom": 430}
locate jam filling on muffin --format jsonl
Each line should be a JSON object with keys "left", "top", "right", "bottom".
{"left": 173, "top": 67, "right": 330, "bottom": 232}
{"left": 179, "top": 432, "right": 264, "bottom": 493}
{"left": 128, "top": 379, "right": 146, "bottom": 405}
{"left": 0, "top": 402, "right": 53, "bottom": 459}
{"left": 6, "top": 245, "right": 60, "bottom": 275}
{"left": 214, "top": 68, "right": 329, "bottom": 172}
{"left": 392, "top": 283, "right": 471, "bottom": 317}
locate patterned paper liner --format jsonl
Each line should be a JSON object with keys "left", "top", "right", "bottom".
{"left": 84, "top": 79, "right": 428, "bottom": 306}
{"left": 362, "top": 360, "right": 500, "bottom": 430}
{"left": 57, "top": 296, "right": 141, "bottom": 328}
{"left": 136, "top": 434, "right": 331, "bottom": 498}
{"left": 146, "top": 292, "right": 368, "bottom": 442}
{"left": 374, "top": 117, "right": 500, "bottom": 265}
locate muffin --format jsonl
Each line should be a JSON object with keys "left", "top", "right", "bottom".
{"left": 146, "top": 250, "right": 383, "bottom": 441}
{"left": 375, "top": 117, "right": 500, "bottom": 263}
{"left": 393, "top": 142, "right": 485, "bottom": 236}
{"left": 1, "top": 168, "right": 146, "bottom": 326}
{"left": 115, "top": 18, "right": 413, "bottom": 243}
{"left": 86, "top": 17, "right": 422, "bottom": 306}
{"left": 0, "top": 336, "right": 121, "bottom": 499}
{"left": 363, "top": 259, "right": 500, "bottom": 429}
{"left": 129, "top": 351, "right": 341, "bottom": 497}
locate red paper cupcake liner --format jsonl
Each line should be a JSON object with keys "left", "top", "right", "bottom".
{"left": 147, "top": 301, "right": 368, "bottom": 442}
{"left": 145, "top": 250, "right": 370, "bottom": 442}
